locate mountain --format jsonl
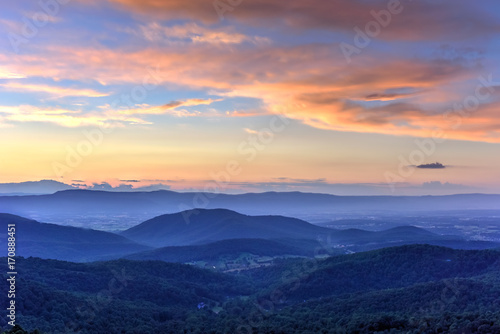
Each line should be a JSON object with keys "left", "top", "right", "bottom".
{"left": 328, "top": 225, "right": 454, "bottom": 248}
{"left": 3, "top": 245, "right": 500, "bottom": 333}
{"left": 243, "top": 245, "right": 500, "bottom": 333}
{"left": 0, "top": 180, "right": 73, "bottom": 195}
{"left": 0, "top": 256, "right": 252, "bottom": 333}
{"left": 124, "top": 235, "right": 499, "bottom": 271}
{"left": 249, "top": 244, "right": 500, "bottom": 302}
{"left": 121, "top": 209, "right": 331, "bottom": 247}
{"left": 0, "top": 213, "right": 150, "bottom": 262}
{"left": 331, "top": 225, "right": 437, "bottom": 242}
{"left": 124, "top": 238, "right": 325, "bottom": 263}
{"left": 122, "top": 209, "right": 499, "bottom": 251}
{"left": 1, "top": 190, "right": 499, "bottom": 229}
{"left": 1, "top": 210, "right": 492, "bottom": 265}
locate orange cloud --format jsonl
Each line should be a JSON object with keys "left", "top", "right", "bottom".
{"left": 3, "top": 40, "right": 499, "bottom": 142}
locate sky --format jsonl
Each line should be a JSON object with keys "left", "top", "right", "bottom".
{"left": 0, "top": 0, "right": 500, "bottom": 195}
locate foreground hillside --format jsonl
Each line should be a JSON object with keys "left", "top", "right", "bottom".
{"left": 2, "top": 245, "right": 500, "bottom": 333}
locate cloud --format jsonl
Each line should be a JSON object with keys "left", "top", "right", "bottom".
{"left": 0, "top": 104, "right": 149, "bottom": 127}
{"left": 2, "top": 33, "right": 499, "bottom": 141}
{"left": 118, "top": 98, "right": 221, "bottom": 116}
{"left": 0, "top": 82, "right": 109, "bottom": 98}
{"left": 87, "top": 182, "right": 133, "bottom": 191}
{"left": 142, "top": 179, "right": 186, "bottom": 183}
{"left": 362, "top": 90, "right": 422, "bottom": 102}
{"left": 0, "top": 98, "right": 221, "bottom": 127}
{"left": 132, "top": 22, "right": 269, "bottom": 45}
{"left": 0, "top": 67, "right": 26, "bottom": 79}
{"left": 99, "top": 0, "right": 500, "bottom": 40}
{"left": 85, "top": 182, "right": 171, "bottom": 192}
{"left": 417, "top": 163, "right": 446, "bottom": 169}
{"left": 421, "top": 181, "right": 479, "bottom": 192}
{"left": 243, "top": 128, "right": 259, "bottom": 134}
{"left": 272, "top": 177, "right": 328, "bottom": 184}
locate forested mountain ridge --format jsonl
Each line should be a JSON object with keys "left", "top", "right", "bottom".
{"left": 2, "top": 245, "right": 500, "bottom": 333}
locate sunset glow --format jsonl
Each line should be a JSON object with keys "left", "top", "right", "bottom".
{"left": 1, "top": 0, "right": 499, "bottom": 195}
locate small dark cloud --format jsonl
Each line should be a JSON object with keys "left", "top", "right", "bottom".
{"left": 272, "top": 177, "right": 327, "bottom": 183}
{"left": 72, "top": 179, "right": 85, "bottom": 182}
{"left": 162, "top": 101, "right": 183, "bottom": 109}
{"left": 417, "top": 162, "right": 446, "bottom": 169}
{"left": 363, "top": 88, "right": 422, "bottom": 101}
{"left": 364, "top": 93, "right": 400, "bottom": 101}
{"left": 120, "top": 179, "right": 140, "bottom": 183}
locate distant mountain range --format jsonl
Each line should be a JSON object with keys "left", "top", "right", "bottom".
{"left": 1, "top": 190, "right": 499, "bottom": 228}
{"left": 0, "top": 180, "right": 74, "bottom": 195}
{"left": 0, "top": 180, "right": 172, "bottom": 195}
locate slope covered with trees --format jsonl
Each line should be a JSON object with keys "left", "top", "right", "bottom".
{"left": 1, "top": 245, "right": 500, "bottom": 333}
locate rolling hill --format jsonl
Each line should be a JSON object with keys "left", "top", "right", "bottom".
{"left": 0, "top": 213, "right": 150, "bottom": 262}
{"left": 121, "top": 208, "right": 332, "bottom": 247}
